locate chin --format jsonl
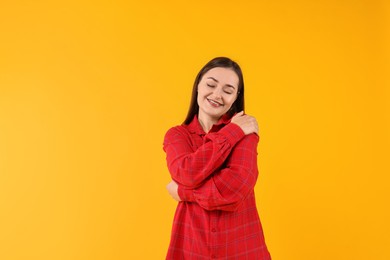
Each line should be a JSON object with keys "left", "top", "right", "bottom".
{"left": 208, "top": 111, "right": 226, "bottom": 119}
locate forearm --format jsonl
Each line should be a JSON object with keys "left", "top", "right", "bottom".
{"left": 178, "top": 168, "right": 257, "bottom": 211}
{"left": 177, "top": 134, "right": 260, "bottom": 211}
{"left": 164, "top": 123, "right": 245, "bottom": 187}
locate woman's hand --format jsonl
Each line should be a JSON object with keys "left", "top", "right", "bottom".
{"left": 166, "top": 180, "right": 181, "bottom": 202}
{"left": 231, "top": 111, "right": 259, "bottom": 135}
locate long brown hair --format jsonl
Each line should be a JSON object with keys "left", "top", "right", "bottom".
{"left": 183, "top": 57, "right": 245, "bottom": 125}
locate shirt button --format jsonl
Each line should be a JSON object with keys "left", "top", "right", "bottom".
{"left": 211, "top": 228, "right": 216, "bottom": 232}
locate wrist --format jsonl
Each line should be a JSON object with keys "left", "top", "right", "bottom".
{"left": 178, "top": 186, "right": 195, "bottom": 202}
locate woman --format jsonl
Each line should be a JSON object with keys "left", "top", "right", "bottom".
{"left": 163, "top": 57, "right": 271, "bottom": 259}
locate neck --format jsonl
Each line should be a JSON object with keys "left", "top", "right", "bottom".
{"left": 198, "top": 113, "right": 219, "bottom": 133}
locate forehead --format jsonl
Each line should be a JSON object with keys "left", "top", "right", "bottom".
{"left": 202, "top": 67, "right": 239, "bottom": 86}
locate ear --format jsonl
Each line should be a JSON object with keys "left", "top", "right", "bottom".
{"left": 234, "top": 91, "right": 240, "bottom": 101}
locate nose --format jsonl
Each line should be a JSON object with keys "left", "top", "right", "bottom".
{"left": 212, "top": 87, "right": 223, "bottom": 99}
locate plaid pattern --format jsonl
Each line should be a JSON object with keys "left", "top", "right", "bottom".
{"left": 163, "top": 115, "right": 271, "bottom": 259}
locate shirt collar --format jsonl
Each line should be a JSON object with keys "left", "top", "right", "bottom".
{"left": 186, "top": 114, "right": 232, "bottom": 135}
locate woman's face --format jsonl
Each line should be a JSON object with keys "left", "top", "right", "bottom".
{"left": 197, "top": 67, "right": 239, "bottom": 121}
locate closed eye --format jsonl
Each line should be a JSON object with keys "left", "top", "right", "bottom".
{"left": 223, "top": 87, "right": 234, "bottom": 95}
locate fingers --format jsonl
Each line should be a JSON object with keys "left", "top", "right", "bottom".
{"left": 252, "top": 119, "right": 259, "bottom": 134}
{"left": 166, "top": 180, "right": 177, "bottom": 191}
{"left": 246, "top": 116, "right": 259, "bottom": 134}
{"left": 232, "top": 111, "right": 244, "bottom": 119}
{"left": 166, "top": 180, "right": 181, "bottom": 202}
{"left": 231, "top": 113, "right": 259, "bottom": 135}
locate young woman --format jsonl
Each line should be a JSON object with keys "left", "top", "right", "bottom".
{"left": 163, "top": 57, "right": 271, "bottom": 259}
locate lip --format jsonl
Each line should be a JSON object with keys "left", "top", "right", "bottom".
{"left": 207, "top": 98, "right": 223, "bottom": 107}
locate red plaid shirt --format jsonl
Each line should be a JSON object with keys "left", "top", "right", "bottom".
{"left": 163, "top": 115, "right": 271, "bottom": 259}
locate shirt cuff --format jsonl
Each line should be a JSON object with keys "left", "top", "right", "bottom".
{"left": 178, "top": 185, "right": 195, "bottom": 202}
{"left": 219, "top": 123, "right": 245, "bottom": 147}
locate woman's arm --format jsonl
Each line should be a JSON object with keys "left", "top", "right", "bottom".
{"left": 163, "top": 123, "right": 245, "bottom": 188}
{"left": 173, "top": 133, "right": 260, "bottom": 212}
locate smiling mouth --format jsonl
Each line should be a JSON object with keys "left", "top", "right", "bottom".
{"left": 207, "top": 98, "right": 224, "bottom": 107}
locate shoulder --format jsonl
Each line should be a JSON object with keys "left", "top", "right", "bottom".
{"left": 164, "top": 124, "right": 191, "bottom": 142}
{"left": 239, "top": 133, "right": 260, "bottom": 146}
{"left": 165, "top": 124, "right": 189, "bottom": 135}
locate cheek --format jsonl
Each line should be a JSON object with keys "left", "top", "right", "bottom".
{"left": 196, "top": 91, "right": 204, "bottom": 105}
{"left": 225, "top": 95, "right": 237, "bottom": 105}
{"left": 197, "top": 87, "right": 209, "bottom": 99}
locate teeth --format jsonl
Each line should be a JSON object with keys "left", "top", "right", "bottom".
{"left": 208, "top": 99, "right": 222, "bottom": 106}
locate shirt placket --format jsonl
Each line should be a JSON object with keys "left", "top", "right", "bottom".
{"left": 209, "top": 210, "right": 220, "bottom": 259}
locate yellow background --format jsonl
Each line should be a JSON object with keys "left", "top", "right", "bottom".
{"left": 0, "top": 1, "right": 389, "bottom": 259}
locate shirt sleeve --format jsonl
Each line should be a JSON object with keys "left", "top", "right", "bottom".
{"left": 177, "top": 133, "right": 260, "bottom": 211}
{"left": 163, "top": 123, "right": 245, "bottom": 188}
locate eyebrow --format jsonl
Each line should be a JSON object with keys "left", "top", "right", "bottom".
{"left": 206, "top": 77, "right": 236, "bottom": 89}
